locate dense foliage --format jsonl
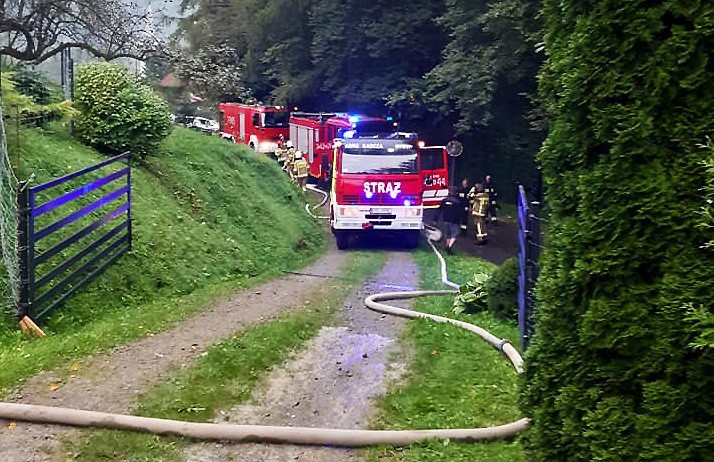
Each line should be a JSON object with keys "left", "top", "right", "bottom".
{"left": 175, "top": 0, "right": 543, "bottom": 193}
{"left": 522, "top": 2, "right": 714, "bottom": 461}
{"left": 74, "top": 63, "right": 171, "bottom": 157}
{"left": 452, "top": 257, "right": 519, "bottom": 320}
{"left": 9, "top": 67, "right": 54, "bottom": 105}
{"left": 1, "top": 71, "right": 70, "bottom": 129}
{"left": 484, "top": 257, "right": 519, "bottom": 320}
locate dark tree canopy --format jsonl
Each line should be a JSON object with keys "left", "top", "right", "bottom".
{"left": 175, "top": 0, "right": 543, "bottom": 191}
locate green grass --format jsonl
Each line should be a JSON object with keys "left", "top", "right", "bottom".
{"left": 0, "top": 125, "right": 325, "bottom": 396}
{"left": 66, "top": 251, "right": 387, "bottom": 462}
{"left": 366, "top": 249, "right": 525, "bottom": 461}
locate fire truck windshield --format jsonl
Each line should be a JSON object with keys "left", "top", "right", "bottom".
{"left": 340, "top": 143, "right": 418, "bottom": 175}
{"left": 263, "top": 111, "right": 290, "bottom": 128}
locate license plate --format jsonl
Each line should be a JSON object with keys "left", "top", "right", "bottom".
{"left": 370, "top": 208, "right": 391, "bottom": 214}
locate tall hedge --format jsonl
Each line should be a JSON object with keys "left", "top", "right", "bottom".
{"left": 75, "top": 63, "right": 171, "bottom": 158}
{"left": 522, "top": 2, "right": 714, "bottom": 461}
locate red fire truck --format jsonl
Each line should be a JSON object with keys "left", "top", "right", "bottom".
{"left": 329, "top": 137, "right": 425, "bottom": 249}
{"left": 289, "top": 113, "right": 397, "bottom": 185}
{"left": 218, "top": 103, "right": 290, "bottom": 154}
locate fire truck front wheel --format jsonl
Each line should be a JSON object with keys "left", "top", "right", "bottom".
{"left": 334, "top": 230, "right": 350, "bottom": 250}
{"left": 404, "top": 230, "right": 420, "bottom": 249}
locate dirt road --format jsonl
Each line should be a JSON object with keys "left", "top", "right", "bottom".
{"left": 0, "top": 250, "right": 348, "bottom": 462}
{"left": 184, "top": 252, "right": 419, "bottom": 462}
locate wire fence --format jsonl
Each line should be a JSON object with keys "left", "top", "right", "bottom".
{"left": 517, "top": 184, "right": 545, "bottom": 350}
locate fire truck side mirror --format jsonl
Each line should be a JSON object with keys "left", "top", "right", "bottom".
{"left": 446, "top": 140, "right": 463, "bottom": 157}
{"left": 252, "top": 114, "right": 260, "bottom": 127}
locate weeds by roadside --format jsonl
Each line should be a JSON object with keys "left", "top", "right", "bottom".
{"left": 66, "top": 251, "right": 386, "bottom": 461}
{"left": 366, "top": 249, "right": 524, "bottom": 462}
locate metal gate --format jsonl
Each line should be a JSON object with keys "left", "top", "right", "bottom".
{"left": 517, "top": 185, "right": 542, "bottom": 350}
{"left": 17, "top": 153, "right": 132, "bottom": 321}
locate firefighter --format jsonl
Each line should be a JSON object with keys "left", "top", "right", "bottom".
{"left": 456, "top": 178, "right": 471, "bottom": 233}
{"left": 435, "top": 187, "right": 462, "bottom": 254}
{"left": 484, "top": 174, "right": 499, "bottom": 223}
{"left": 293, "top": 151, "right": 309, "bottom": 191}
{"left": 281, "top": 140, "right": 295, "bottom": 173}
{"left": 470, "top": 183, "right": 489, "bottom": 244}
{"left": 276, "top": 140, "right": 290, "bottom": 169}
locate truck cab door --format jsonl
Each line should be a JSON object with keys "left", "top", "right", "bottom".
{"left": 419, "top": 146, "right": 449, "bottom": 209}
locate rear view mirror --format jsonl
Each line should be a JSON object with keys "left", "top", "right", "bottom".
{"left": 446, "top": 140, "right": 463, "bottom": 157}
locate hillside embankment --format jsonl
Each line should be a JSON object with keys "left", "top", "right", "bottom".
{"left": 0, "top": 125, "right": 325, "bottom": 394}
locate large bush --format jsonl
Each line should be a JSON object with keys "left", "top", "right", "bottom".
{"left": 75, "top": 63, "right": 171, "bottom": 157}
{"left": 522, "top": 2, "right": 714, "bottom": 461}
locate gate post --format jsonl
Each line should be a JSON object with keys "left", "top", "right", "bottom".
{"left": 16, "top": 181, "right": 30, "bottom": 319}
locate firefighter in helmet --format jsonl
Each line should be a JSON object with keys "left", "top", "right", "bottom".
{"left": 293, "top": 151, "right": 309, "bottom": 191}
{"left": 276, "top": 139, "right": 290, "bottom": 169}
{"left": 469, "top": 183, "right": 489, "bottom": 244}
{"left": 483, "top": 174, "right": 499, "bottom": 223}
{"left": 280, "top": 140, "right": 295, "bottom": 172}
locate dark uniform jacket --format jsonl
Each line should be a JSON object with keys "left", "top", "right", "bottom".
{"left": 436, "top": 196, "right": 462, "bottom": 224}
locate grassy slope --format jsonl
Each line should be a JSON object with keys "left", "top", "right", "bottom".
{"left": 367, "top": 249, "right": 525, "bottom": 461}
{"left": 67, "top": 251, "right": 387, "bottom": 462}
{"left": 0, "top": 126, "right": 324, "bottom": 395}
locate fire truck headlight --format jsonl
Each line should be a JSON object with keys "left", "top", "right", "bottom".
{"left": 404, "top": 208, "right": 422, "bottom": 218}
{"left": 339, "top": 207, "right": 359, "bottom": 218}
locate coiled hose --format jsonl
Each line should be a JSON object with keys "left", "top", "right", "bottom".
{"left": 0, "top": 199, "right": 528, "bottom": 447}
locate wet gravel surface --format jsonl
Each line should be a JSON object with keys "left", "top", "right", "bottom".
{"left": 184, "top": 252, "right": 419, "bottom": 462}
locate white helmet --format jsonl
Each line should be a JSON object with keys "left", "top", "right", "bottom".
{"left": 285, "top": 140, "right": 294, "bottom": 148}
{"left": 295, "top": 151, "right": 303, "bottom": 159}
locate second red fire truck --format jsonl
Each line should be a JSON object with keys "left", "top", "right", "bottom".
{"left": 288, "top": 113, "right": 397, "bottom": 186}
{"left": 218, "top": 103, "right": 290, "bottom": 154}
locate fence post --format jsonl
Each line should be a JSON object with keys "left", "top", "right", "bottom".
{"left": 16, "top": 181, "right": 30, "bottom": 319}
{"left": 127, "top": 153, "right": 133, "bottom": 250}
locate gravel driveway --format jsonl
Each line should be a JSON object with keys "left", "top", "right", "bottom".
{"left": 183, "top": 252, "right": 419, "bottom": 462}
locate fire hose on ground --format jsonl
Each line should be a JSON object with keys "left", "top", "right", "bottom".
{"left": 0, "top": 198, "right": 529, "bottom": 447}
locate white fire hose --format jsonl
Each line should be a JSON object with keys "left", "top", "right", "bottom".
{"left": 304, "top": 184, "right": 330, "bottom": 219}
{"left": 0, "top": 201, "right": 528, "bottom": 447}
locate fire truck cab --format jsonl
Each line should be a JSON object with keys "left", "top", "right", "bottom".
{"left": 218, "top": 103, "right": 290, "bottom": 154}
{"left": 419, "top": 146, "right": 449, "bottom": 209}
{"left": 329, "top": 137, "right": 424, "bottom": 249}
{"left": 289, "top": 113, "right": 397, "bottom": 186}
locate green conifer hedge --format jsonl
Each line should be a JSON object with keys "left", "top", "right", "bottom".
{"left": 522, "top": 2, "right": 714, "bottom": 460}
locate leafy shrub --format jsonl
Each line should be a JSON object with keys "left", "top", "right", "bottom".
{"left": 523, "top": 2, "right": 714, "bottom": 461}
{"left": 74, "top": 63, "right": 171, "bottom": 158}
{"left": 452, "top": 272, "right": 490, "bottom": 314}
{"left": 484, "top": 257, "right": 519, "bottom": 320}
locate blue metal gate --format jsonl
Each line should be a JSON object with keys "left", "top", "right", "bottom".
{"left": 17, "top": 153, "right": 132, "bottom": 321}
{"left": 517, "top": 185, "right": 542, "bottom": 350}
